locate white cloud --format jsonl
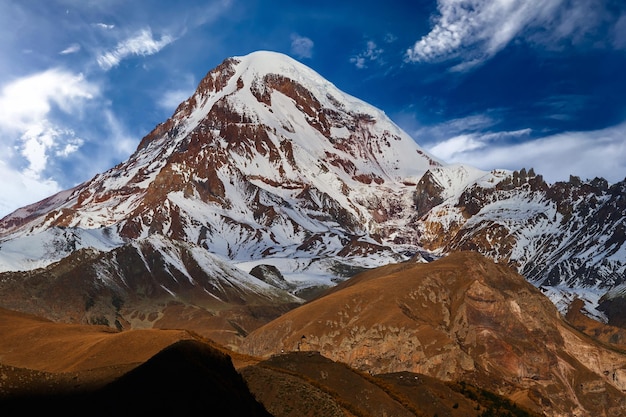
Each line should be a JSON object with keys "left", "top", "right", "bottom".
{"left": 20, "top": 122, "right": 62, "bottom": 175}
{"left": 425, "top": 122, "right": 626, "bottom": 184}
{"left": 0, "top": 69, "right": 97, "bottom": 132}
{"left": 0, "top": 159, "right": 61, "bottom": 218}
{"left": 0, "top": 69, "right": 98, "bottom": 217}
{"left": 97, "top": 28, "right": 174, "bottom": 70}
{"left": 60, "top": 43, "right": 81, "bottom": 55}
{"left": 291, "top": 34, "right": 314, "bottom": 59}
{"left": 350, "top": 41, "right": 384, "bottom": 69}
{"left": 94, "top": 22, "right": 115, "bottom": 30}
{"left": 405, "top": 0, "right": 567, "bottom": 68}
{"left": 428, "top": 134, "right": 488, "bottom": 159}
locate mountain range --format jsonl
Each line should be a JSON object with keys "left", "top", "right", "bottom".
{"left": 1, "top": 51, "right": 625, "bottom": 415}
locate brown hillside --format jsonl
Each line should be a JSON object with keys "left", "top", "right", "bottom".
{"left": 0, "top": 307, "right": 272, "bottom": 416}
{"left": 240, "top": 251, "right": 626, "bottom": 417}
{"left": 0, "top": 306, "right": 196, "bottom": 374}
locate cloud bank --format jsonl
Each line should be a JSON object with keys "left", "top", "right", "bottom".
{"left": 424, "top": 121, "right": 626, "bottom": 184}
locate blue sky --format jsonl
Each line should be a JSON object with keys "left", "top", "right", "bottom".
{"left": 1, "top": 0, "right": 626, "bottom": 217}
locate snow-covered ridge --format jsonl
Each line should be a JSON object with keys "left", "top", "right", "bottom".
{"left": 422, "top": 164, "right": 509, "bottom": 202}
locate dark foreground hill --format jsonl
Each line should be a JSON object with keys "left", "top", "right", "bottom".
{"left": 0, "top": 339, "right": 272, "bottom": 417}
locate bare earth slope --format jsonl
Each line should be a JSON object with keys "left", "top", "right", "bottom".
{"left": 0, "top": 306, "right": 199, "bottom": 373}
{"left": 241, "top": 251, "right": 626, "bottom": 417}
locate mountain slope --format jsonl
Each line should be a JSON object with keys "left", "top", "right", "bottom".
{"left": 242, "top": 351, "right": 541, "bottom": 417}
{"left": 241, "top": 251, "right": 626, "bottom": 417}
{"left": 0, "top": 236, "right": 300, "bottom": 347}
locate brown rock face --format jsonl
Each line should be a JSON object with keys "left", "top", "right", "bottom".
{"left": 241, "top": 252, "right": 626, "bottom": 417}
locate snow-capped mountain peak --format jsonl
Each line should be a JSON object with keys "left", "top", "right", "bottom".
{"left": 0, "top": 51, "right": 440, "bottom": 280}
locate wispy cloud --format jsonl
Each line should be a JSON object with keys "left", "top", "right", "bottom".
{"left": 413, "top": 114, "right": 496, "bottom": 141}
{"left": 158, "top": 88, "right": 193, "bottom": 112}
{"left": 350, "top": 40, "right": 384, "bottom": 69}
{"left": 102, "top": 109, "right": 138, "bottom": 159}
{"left": 405, "top": 0, "right": 579, "bottom": 70}
{"left": 427, "top": 128, "right": 532, "bottom": 161}
{"left": 613, "top": 13, "right": 626, "bottom": 49}
{"left": 97, "top": 28, "right": 174, "bottom": 71}
{"left": 384, "top": 33, "right": 398, "bottom": 44}
{"left": 155, "top": 72, "right": 196, "bottom": 113}
{"left": 291, "top": 34, "right": 314, "bottom": 59}
{"left": 60, "top": 43, "right": 81, "bottom": 55}
{"left": 93, "top": 22, "right": 115, "bottom": 30}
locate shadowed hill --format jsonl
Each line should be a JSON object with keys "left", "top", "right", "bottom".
{"left": 0, "top": 339, "right": 272, "bottom": 417}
